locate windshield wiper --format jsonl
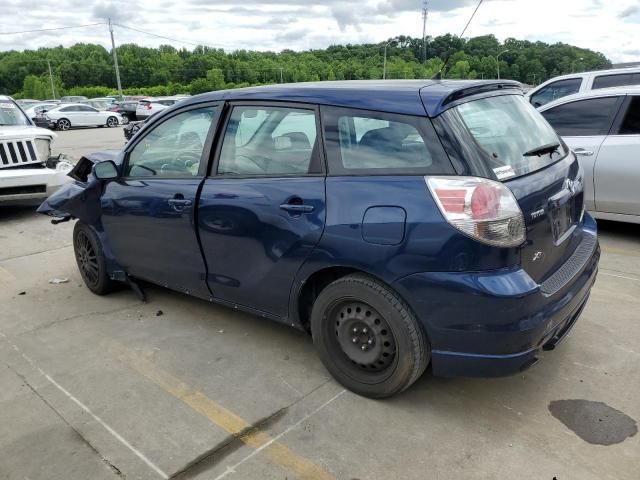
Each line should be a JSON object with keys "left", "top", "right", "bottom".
{"left": 523, "top": 142, "right": 561, "bottom": 157}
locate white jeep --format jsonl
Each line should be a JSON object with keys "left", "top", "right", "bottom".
{"left": 0, "top": 95, "right": 72, "bottom": 205}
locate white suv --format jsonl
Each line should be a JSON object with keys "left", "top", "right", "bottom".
{"left": 0, "top": 96, "right": 72, "bottom": 205}
{"left": 136, "top": 96, "right": 189, "bottom": 120}
{"left": 526, "top": 67, "right": 640, "bottom": 107}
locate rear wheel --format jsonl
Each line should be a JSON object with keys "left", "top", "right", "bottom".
{"left": 73, "top": 222, "right": 116, "bottom": 295}
{"left": 57, "top": 118, "right": 70, "bottom": 131}
{"left": 106, "top": 116, "right": 119, "bottom": 128}
{"left": 310, "top": 274, "right": 430, "bottom": 398}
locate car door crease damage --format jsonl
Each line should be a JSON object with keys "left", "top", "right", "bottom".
{"left": 37, "top": 80, "right": 601, "bottom": 398}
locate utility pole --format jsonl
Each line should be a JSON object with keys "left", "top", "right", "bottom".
{"left": 421, "top": 0, "right": 428, "bottom": 63}
{"left": 496, "top": 49, "right": 509, "bottom": 80}
{"left": 47, "top": 60, "right": 56, "bottom": 99}
{"left": 280, "top": 68, "right": 284, "bottom": 83}
{"left": 108, "top": 18, "right": 124, "bottom": 100}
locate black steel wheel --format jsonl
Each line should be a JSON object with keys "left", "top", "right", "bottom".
{"left": 311, "top": 274, "right": 430, "bottom": 398}
{"left": 73, "top": 222, "right": 116, "bottom": 295}
{"left": 57, "top": 118, "right": 71, "bottom": 131}
{"left": 106, "top": 116, "right": 119, "bottom": 128}
{"left": 333, "top": 301, "right": 396, "bottom": 372}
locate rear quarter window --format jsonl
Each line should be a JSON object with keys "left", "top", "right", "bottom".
{"left": 321, "top": 106, "right": 453, "bottom": 175}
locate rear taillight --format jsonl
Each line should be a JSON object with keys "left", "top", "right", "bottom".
{"left": 426, "top": 176, "right": 525, "bottom": 247}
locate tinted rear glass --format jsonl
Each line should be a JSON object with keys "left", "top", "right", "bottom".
{"left": 451, "top": 95, "right": 567, "bottom": 180}
{"left": 619, "top": 96, "right": 640, "bottom": 135}
{"left": 529, "top": 78, "right": 582, "bottom": 107}
{"left": 541, "top": 97, "right": 620, "bottom": 136}
{"left": 592, "top": 73, "right": 639, "bottom": 89}
{"left": 322, "top": 107, "right": 453, "bottom": 175}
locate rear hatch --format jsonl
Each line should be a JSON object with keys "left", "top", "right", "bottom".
{"left": 505, "top": 154, "right": 585, "bottom": 283}
{"left": 440, "top": 92, "right": 587, "bottom": 283}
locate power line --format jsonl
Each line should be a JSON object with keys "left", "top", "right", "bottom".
{"left": 113, "top": 23, "right": 240, "bottom": 51}
{"left": 0, "top": 23, "right": 105, "bottom": 36}
{"left": 459, "top": 0, "right": 484, "bottom": 38}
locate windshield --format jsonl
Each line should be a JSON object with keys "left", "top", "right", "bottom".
{"left": 452, "top": 94, "right": 567, "bottom": 180}
{"left": 0, "top": 99, "right": 30, "bottom": 126}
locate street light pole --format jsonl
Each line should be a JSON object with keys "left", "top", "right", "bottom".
{"left": 108, "top": 18, "right": 124, "bottom": 101}
{"left": 496, "top": 49, "right": 509, "bottom": 80}
{"left": 47, "top": 60, "right": 56, "bottom": 99}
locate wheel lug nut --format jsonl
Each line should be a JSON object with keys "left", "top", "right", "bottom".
{"left": 362, "top": 327, "right": 368, "bottom": 334}
{"left": 361, "top": 345, "right": 368, "bottom": 351}
{"left": 352, "top": 327, "right": 358, "bottom": 333}
{"left": 352, "top": 337, "right": 358, "bottom": 343}
{"left": 367, "top": 339, "right": 373, "bottom": 345}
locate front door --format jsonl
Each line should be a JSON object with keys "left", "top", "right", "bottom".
{"left": 198, "top": 103, "right": 326, "bottom": 318}
{"left": 101, "top": 104, "right": 220, "bottom": 298}
{"left": 593, "top": 95, "right": 640, "bottom": 216}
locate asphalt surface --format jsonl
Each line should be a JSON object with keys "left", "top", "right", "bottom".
{"left": 1, "top": 127, "right": 639, "bottom": 480}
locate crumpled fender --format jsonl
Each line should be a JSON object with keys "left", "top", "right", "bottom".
{"left": 37, "top": 150, "right": 120, "bottom": 224}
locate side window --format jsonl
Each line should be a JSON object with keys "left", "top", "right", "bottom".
{"left": 217, "top": 106, "right": 319, "bottom": 176}
{"left": 126, "top": 106, "right": 217, "bottom": 177}
{"left": 541, "top": 97, "right": 620, "bottom": 136}
{"left": 60, "top": 106, "right": 74, "bottom": 112}
{"left": 530, "top": 78, "right": 582, "bottom": 107}
{"left": 322, "top": 107, "right": 453, "bottom": 175}
{"left": 592, "top": 73, "right": 637, "bottom": 89}
{"left": 618, "top": 97, "right": 640, "bottom": 135}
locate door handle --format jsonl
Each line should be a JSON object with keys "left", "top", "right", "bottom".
{"left": 574, "top": 148, "right": 594, "bottom": 157}
{"left": 168, "top": 198, "right": 192, "bottom": 208}
{"left": 280, "top": 203, "right": 314, "bottom": 214}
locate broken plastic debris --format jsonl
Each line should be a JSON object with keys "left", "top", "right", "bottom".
{"left": 49, "top": 277, "right": 70, "bottom": 284}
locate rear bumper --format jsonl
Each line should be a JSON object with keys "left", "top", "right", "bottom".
{"left": 392, "top": 213, "right": 600, "bottom": 377}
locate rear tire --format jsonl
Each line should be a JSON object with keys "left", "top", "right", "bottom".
{"left": 310, "top": 274, "right": 430, "bottom": 398}
{"left": 73, "top": 222, "right": 116, "bottom": 295}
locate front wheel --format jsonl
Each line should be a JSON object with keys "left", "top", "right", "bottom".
{"left": 310, "top": 274, "right": 430, "bottom": 398}
{"left": 73, "top": 222, "right": 116, "bottom": 295}
{"left": 106, "top": 116, "right": 119, "bottom": 128}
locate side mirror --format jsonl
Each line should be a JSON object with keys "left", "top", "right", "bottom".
{"left": 93, "top": 160, "right": 118, "bottom": 180}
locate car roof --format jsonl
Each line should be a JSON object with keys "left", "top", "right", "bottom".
{"left": 52, "top": 103, "right": 93, "bottom": 109}
{"left": 538, "top": 86, "right": 640, "bottom": 111}
{"left": 178, "top": 80, "right": 523, "bottom": 117}
{"left": 539, "top": 66, "right": 640, "bottom": 83}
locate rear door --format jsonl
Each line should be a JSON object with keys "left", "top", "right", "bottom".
{"left": 100, "top": 103, "right": 220, "bottom": 297}
{"left": 540, "top": 95, "right": 624, "bottom": 211}
{"left": 593, "top": 95, "right": 640, "bottom": 215}
{"left": 198, "top": 102, "right": 326, "bottom": 317}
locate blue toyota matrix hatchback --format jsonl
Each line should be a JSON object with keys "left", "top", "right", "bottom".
{"left": 40, "top": 80, "right": 600, "bottom": 398}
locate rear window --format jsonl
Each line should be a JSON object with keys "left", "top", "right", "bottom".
{"left": 322, "top": 107, "right": 453, "bottom": 175}
{"left": 592, "top": 73, "right": 640, "bottom": 89}
{"left": 450, "top": 94, "right": 567, "bottom": 180}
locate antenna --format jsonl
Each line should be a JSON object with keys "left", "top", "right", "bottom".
{"left": 421, "top": 0, "right": 429, "bottom": 63}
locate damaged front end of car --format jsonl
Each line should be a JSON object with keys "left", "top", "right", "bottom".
{"left": 37, "top": 150, "right": 120, "bottom": 224}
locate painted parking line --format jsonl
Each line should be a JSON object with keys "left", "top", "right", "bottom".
{"left": 110, "top": 342, "right": 336, "bottom": 480}
{"left": 0, "top": 333, "right": 169, "bottom": 479}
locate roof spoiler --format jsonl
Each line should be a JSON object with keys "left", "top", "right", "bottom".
{"left": 442, "top": 82, "right": 522, "bottom": 107}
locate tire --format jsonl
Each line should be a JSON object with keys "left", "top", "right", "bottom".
{"left": 120, "top": 115, "right": 130, "bottom": 125}
{"left": 57, "top": 118, "right": 71, "bottom": 131}
{"left": 310, "top": 274, "right": 430, "bottom": 398}
{"left": 73, "top": 222, "right": 116, "bottom": 295}
{"left": 106, "top": 116, "right": 119, "bottom": 128}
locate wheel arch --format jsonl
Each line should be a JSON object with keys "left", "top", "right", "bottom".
{"left": 292, "top": 265, "right": 398, "bottom": 333}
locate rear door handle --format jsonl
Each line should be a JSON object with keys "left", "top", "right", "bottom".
{"left": 574, "top": 148, "right": 594, "bottom": 157}
{"left": 280, "top": 203, "right": 314, "bottom": 214}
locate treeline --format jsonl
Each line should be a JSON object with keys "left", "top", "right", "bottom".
{"left": 0, "top": 34, "right": 611, "bottom": 99}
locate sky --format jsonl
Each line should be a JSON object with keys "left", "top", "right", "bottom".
{"left": 0, "top": 0, "right": 639, "bottom": 63}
